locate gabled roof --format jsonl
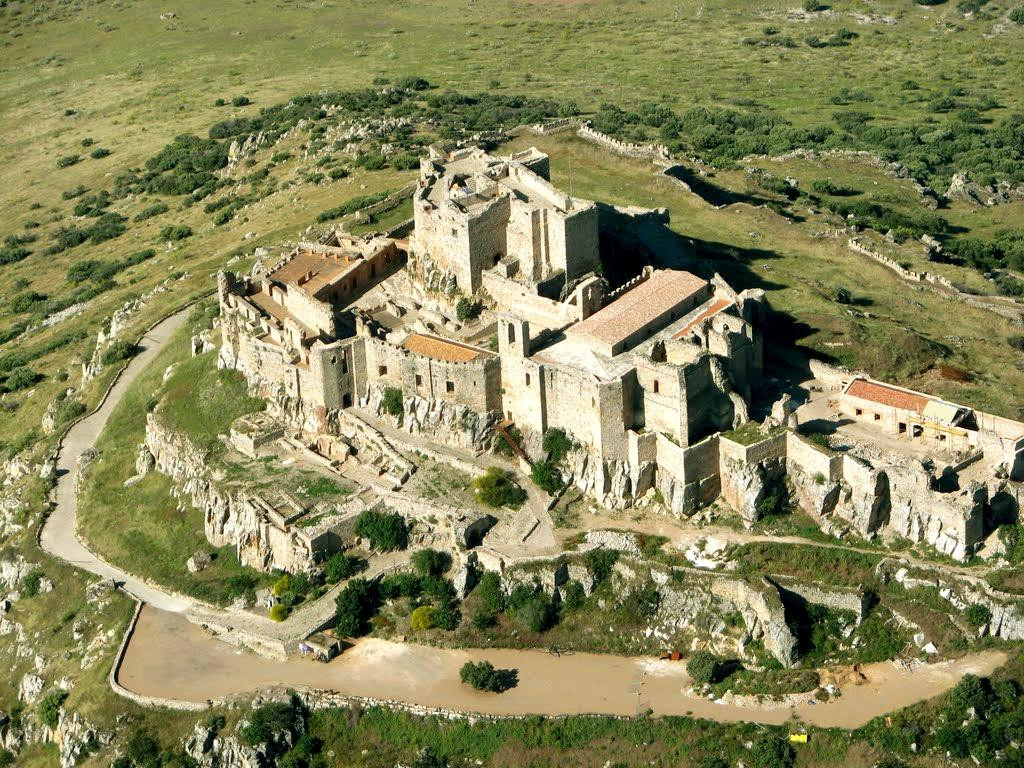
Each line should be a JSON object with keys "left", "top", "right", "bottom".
{"left": 401, "top": 333, "right": 492, "bottom": 363}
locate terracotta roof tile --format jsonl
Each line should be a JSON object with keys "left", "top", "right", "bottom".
{"left": 571, "top": 270, "right": 708, "bottom": 347}
{"left": 401, "top": 333, "right": 491, "bottom": 363}
{"left": 845, "top": 379, "right": 929, "bottom": 414}
{"left": 674, "top": 298, "right": 734, "bottom": 339}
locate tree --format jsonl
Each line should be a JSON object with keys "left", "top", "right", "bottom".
{"left": 37, "top": 690, "right": 68, "bottom": 728}
{"left": 586, "top": 548, "right": 619, "bottom": 583}
{"left": 269, "top": 603, "right": 290, "bottom": 622}
{"left": 323, "top": 552, "right": 359, "bottom": 583}
{"left": 515, "top": 593, "right": 554, "bottom": 633}
{"left": 355, "top": 509, "right": 409, "bottom": 551}
{"left": 434, "top": 600, "right": 460, "bottom": 630}
{"left": 686, "top": 651, "right": 724, "bottom": 685}
{"left": 455, "top": 297, "right": 482, "bottom": 321}
{"left": 531, "top": 460, "right": 564, "bottom": 494}
{"left": 459, "top": 660, "right": 518, "bottom": 693}
{"left": 241, "top": 698, "right": 300, "bottom": 746}
{"left": 542, "top": 428, "right": 572, "bottom": 462}
{"left": 334, "top": 578, "right": 377, "bottom": 637}
{"left": 562, "top": 580, "right": 585, "bottom": 611}
{"left": 474, "top": 571, "right": 504, "bottom": 614}
{"left": 412, "top": 548, "right": 449, "bottom": 577}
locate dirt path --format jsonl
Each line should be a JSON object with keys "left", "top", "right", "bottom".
{"left": 119, "top": 605, "right": 1005, "bottom": 727}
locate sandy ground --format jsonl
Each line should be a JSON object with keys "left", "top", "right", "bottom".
{"left": 118, "top": 606, "right": 1005, "bottom": 727}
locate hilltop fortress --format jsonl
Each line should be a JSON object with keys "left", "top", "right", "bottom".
{"left": 217, "top": 145, "right": 1024, "bottom": 562}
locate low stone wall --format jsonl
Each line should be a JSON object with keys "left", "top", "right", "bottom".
{"left": 577, "top": 123, "right": 670, "bottom": 162}
{"left": 786, "top": 432, "right": 842, "bottom": 484}
{"left": 527, "top": 117, "right": 584, "bottom": 135}
{"left": 770, "top": 577, "right": 871, "bottom": 623}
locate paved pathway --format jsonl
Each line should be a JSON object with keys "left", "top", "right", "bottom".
{"left": 41, "top": 307, "right": 194, "bottom": 613}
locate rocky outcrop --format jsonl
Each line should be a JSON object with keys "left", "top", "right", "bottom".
{"left": 946, "top": 172, "right": 1024, "bottom": 207}
{"left": 720, "top": 456, "right": 785, "bottom": 524}
{"left": 366, "top": 387, "right": 499, "bottom": 454}
{"left": 711, "top": 577, "right": 797, "bottom": 667}
{"left": 833, "top": 456, "right": 889, "bottom": 536}
{"left": 183, "top": 720, "right": 263, "bottom": 768}
{"left": 565, "top": 447, "right": 656, "bottom": 510}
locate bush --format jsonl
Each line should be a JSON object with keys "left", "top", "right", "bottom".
{"left": 232, "top": 95, "right": 252, "bottom": 107}
{"left": 434, "top": 600, "right": 460, "bottom": 630}
{"left": 686, "top": 651, "right": 724, "bottom": 685}
{"left": 474, "top": 467, "right": 527, "bottom": 509}
{"left": 101, "top": 340, "right": 139, "bottom": 366}
{"left": 965, "top": 603, "right": 992, "bottom": 627}
{"left": 355, "top": 509, "right": 409, "bottom": 551}
{"left": 316, "top": 191, "right": 392, "bottom": 222}
{"left": 5, "top": 367, "right": 41, "bottom": 391}
{"left": 412, "top": 548, "right": 449, "bottom": 577}
{"left": 562, "top": 580, "right": 585, "bottom": 610}
{"left": 323, "top": 552, "right": 359, "bottom": 583}
{"left": 134, "top": 202, "right": 170, "bottom": 221}
{"left": 750, "top": 735, "right": 794, "bottom": 768}
{"left": 459, "top": 660, "right": 517, "bottom": 692}
{"left": 586, "top": 548, "right": 619, "bottom": 583}
{"left": 21, "top": 568, "right": 44, "bottom": 597}
{"left": 516, "top": 593, "right": 555, "bottom": 632}
{"left": 90, "top": 147, "right": 111, "bottom": 159}
{"left": 241, "top": 697, "right": 301, "bottom": 746}
{"left": 472, "top": 609, "right": 495, "bottom": 629}
{"left": 530, "top": 460, "right": 563, "bottom": 494}
{"left": 159, "top": 224, "right": 193, "bottom": 241}
{"left": 410, "top": 605, "right": 437, "bottom": 631}
{"left": 474, "top": 571, "right": 504, "bottom": 615}
{"left": 379, "top": 571, "right": 422, "bottom": 600}
{"left": 57, "top": 154, "right": 80, "bottom": 168}
{"left": 269, "top": 603, "right": 290, "bottom": 621}
{"left": 1012, "top": 7, "right": 1024, "bottom": 24}
{"left": 382, "top": 386, "right": 404, "bottom": 417}
{"left": 455, "top": 297, "right": 482, "bottom": 321}
{"left": 542, "top": 428, "right": 572, "bottom": 462}
{"left": 37, "top": 690, "right": 68, "bottom": 728}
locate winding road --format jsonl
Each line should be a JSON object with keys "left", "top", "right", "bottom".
{"left": 39, "top": 305, "right": 1007, "bottom": 725}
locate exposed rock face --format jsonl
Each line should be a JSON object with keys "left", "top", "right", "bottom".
{"left": 833, "top": 456, "right": 889, "bottom": 536}
{"left": 565, "top": 447, "right": 656, "bottom": 510}
{"left": 887, "top": 463, "right": 986, "bottom": 561}
{"left": 720, "top": 456, "right": 785, "bottom": 524}
{"left": 711, "top": 578, "right": 797, "bottom": 667}
{"left": 946, "top": 172, "right": 1024, "bottom": 207}
{"left": 366, "top": 387, "right": 499, "bottom": 453}
{"left": 183, "top": 720, "right": 263, "bottom": 768}
{"left": 144, "top": 415, "right": 322, "bottom": 573}
{"left": 187, "top": 550, "right": 213, "bottom": 573}
{"left": 788, "top": 466, "right": 841, "bottom": 520}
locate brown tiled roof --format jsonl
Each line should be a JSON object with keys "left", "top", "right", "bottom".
{"left": 844, "top": 378, "right": 929, "bottom": 413}
{"left": 674, "top": 298, "right": 734, "bottom": 338}
{"left": 268, "top": 251, "right": 358, "bottom": 296}
{"left": 402, "top": 333, "right": 491, "bottom": 363}
{"left": 571, "top": 270, "right": 708, "bottom": 347}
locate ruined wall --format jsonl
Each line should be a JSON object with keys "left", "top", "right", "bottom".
{"left": 718, "top": 432, "right": 787, "bottom": 524}
{"left": 481, "top": 270, "right": 580, "bottom": 330}
{"left": 786, "top": 431, "right": 843, "bottom": 518}
{"left": 364, "top": 337, "right": 499, "bottom": 414}
{"left": 655, "top": 432, "right": 721, "bottom": 516}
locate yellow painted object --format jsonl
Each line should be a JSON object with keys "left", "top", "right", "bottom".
{"left": 789, "top": 733, "right": 808, "bottom": 744}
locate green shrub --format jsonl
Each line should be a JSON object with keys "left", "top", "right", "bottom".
{"left": 21, "top": 568, "right": 44, "bottom": 597}
{"left": 269, "top": 603, "right": 290, "bottom": 621}
{"left": 562, "top": 580, "right": 585, "bottom": 610}
{"left": 459, "top": 660, "right": 517, "bottom": 692}
{"left": 316, "top": 191, "right": 392, "bottom": 222}
{"left": 56, "top": 154, "right": 80, "bottom": 168}
{"left": 472, "top": 609, "right": 495, "bottom": 629}
{"left": 382, "top": 386, "right": 404, "bottom": 417}
{"left": 4, "top": 367, "right": 41, "bottom": 391}
{"left": 686, "top": 651, "right": 724, "bottom": 685}
{"left": 232, "top": 95, "right": 252, "bottom": 107}
{"left": 1011, "top": 7, "right": 1024, "bottom": 24}
{"left": 412, "top": 548, "right": 449, "bottom": 577}
{"left": 474, "top": 467, "right": 527, "bottom": 509}
{"left": 101, "top": 340, "right": 139, "bottom": 366}
{"left": 750, "top": 735, "right": 794, "bottom": 768}
{"left": 586, "top": 548, "right": 619, "bottom": 583}
{"left": 37, "top": 690, "right": 68, "bottom": 728}
{"left": 134, "top": 202, "right": 169, "bottom": 222}
{"left": 241, "top": 697, "right": 302, "bottom": 746}
{"left": 455, "top": 297, "right": 482, "bottom": 321}
{"left": 542, "top": 428, "right": 572, "bottom": 462}
{"left": 379, "top": 571, "right": 422, "bottom": 599}
{"left": 323, "top": 552, "right": 359, "bottom": 583}
{"left": 965, "top": 603, "right": 992, "bottom": 627}
{"left": 90, "top": 147, "right": 111, "bottom": 159}
{"left": 159, "top": 223, "right": 193, "bottom": 241}
{"left": 531, "top": 460, "right": 564, "bottom": 494}
{"left": 474, "top": 571, "right": 504, "bottom": 614}
{"left": 410, "top": 605, "right": 436, "bottom": 631}
{"left": 355, "top": 508, "right": 409, "bottom": 551}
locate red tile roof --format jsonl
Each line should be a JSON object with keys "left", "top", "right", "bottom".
{"left": 402, "top": 333, "right": 491, "bottom": 363}
{"left": 844, "top": 378, "right": 929, "bottom": 413}
{"left": 571, "top": 270, "right": 708, "bottom": 347}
